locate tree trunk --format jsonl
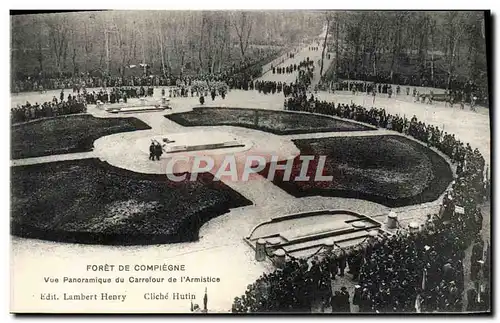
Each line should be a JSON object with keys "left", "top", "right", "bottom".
{"left": 165, "top": 50, "right": 171, "bottom": 75}
{"left": 72, "top": 47, "right": 77, "bottom": 75}
{"left": 160, "top": 46, "right": 166, "bottom": 77}
{"left": 158, "top": 33, "right": 166, "bottom": 77}
{"left": 319, "top": 17, "right": 330, "bottom": 77}
{"left": 181, "top": 51, "right": 185, "bottom": 79}
{"left": 62, "top": 40, "right": 68, "bottom": 74}
{"left": 390, "top": 18, "right": 401, "bottom": 83}
{"left": 234, "top": 12, "right": 253, "bottom": 61}
{"left": 354, "top": 44, "right": 359, "bottom": 74}
{"left": 431, "top": 51, "right": 434, "bottom": 84}
{"left": 335, "top": 19, "right": 340, "bottom": 77}
{"left": 37, "top": 40, "right": 44, "bottom": 75}
{"left": 198, "top": 17, "right": 205, "bottom": 73}
{"left": 373, "top": 54, "right": 376, "bottom": 76}
{"left": 447, "top": 19, "right": 465, "bottom": 89}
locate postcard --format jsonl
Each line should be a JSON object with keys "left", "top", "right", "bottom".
{"left": 10, "top": 9, "right": 491, "bottom": 314}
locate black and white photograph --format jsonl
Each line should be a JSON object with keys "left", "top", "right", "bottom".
{"left": 8, "top": 8, "right": 492, "bottom": 314}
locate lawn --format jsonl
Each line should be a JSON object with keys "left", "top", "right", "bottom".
{"left": 11, "top": 114, "right": 151, "bottom": 159}
{"left": 259, "top": 135, "right": 453, "bottom": 207}
{"left": 10, "top": 158, "right": 252, "bottom": 245}
{"left": 166, "top": 107, "right": 374, "bottom": 135}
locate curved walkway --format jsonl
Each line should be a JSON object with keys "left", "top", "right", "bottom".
{"left": 10, "top": 38, "right": 490, "bottom": 313}
{"left": 10, "top": 98, "right": 456, "bottom": 250}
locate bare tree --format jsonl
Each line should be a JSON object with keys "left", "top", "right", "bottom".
{"left": 428, "top": 16, "right": 437, "bottom": 84}
{"left": 69, "top": 26, "right": 79, "bottom": 76}
{"left": 201, "top": 12, "right": 230, "bottom": 74}
{"left": 368, "top": 12, "right": 385, "bottom": 76}
{"left": 198, "top": 14, "right": 205, "bottom": 72}
{"left": 155, "top": 12, "right": 169, "bottom": 77}
{"left": 444, "top": 12, "right": 467, "bottom": 89}
{"left": 319, "top": 13, "right": 332, "bottom": 77}
{"left": 172, "top": 14, "right": 190, "bottom": 78}
{"left": 112, "top": 14, "right": 136, "bottom": 80}
{"left": 218, "top": 17, "right": 231, "bottom": 73}
{"left": 82, "top": 17, "right": 94, "bottom": 73}
{"left": 232, "top": 11, "right": 254, "bottom": 60}
{"left": 204, "top": 13, "right": 216, "bottom": 74}
{"left": 47, "top": 15, "right": 69, "bottom": 76}
{"left": 389, "top": 12, "right": 407, "bottom": 82}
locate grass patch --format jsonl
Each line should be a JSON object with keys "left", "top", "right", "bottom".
{"left": 11, "top": 114, "right": 151, "bottom": 159}
{"left": 259, "top": 135, "right": 453, "bottom": 207}
{"left": 166, "top": 107, "right": 374, "bottom": 135}
{"left": 10, "top": 158, "right": 252, "bottom": 245}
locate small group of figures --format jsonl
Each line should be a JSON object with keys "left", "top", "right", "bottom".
{"left": 160, "top": 80, "right": 228, "bottom": 104}
{"left": 198, "top": 88, "right": 226, "bottom": 105}
{"left": 149, "top": 140, "right": 166, "bottom": 161}
{"left": 164, "top": 87, "right": 193, "bottom": 98}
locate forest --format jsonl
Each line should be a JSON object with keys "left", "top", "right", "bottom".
{"left": 321, "top": 11, "right": 488, "bottom": 90}
{"left": 11, "top": 10, "right": 489, "bottom": 93}
{"left": 10, "top": 11, "right": 323, "bottom": 79}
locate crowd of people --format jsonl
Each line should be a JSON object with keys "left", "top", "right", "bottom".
{"left": 327, "top": 80, "right": 480, "bottom": 109}
{"left": 271, "top": 58, "right": 315, "bottom": 75}
{"left": 254, "top": 59, "right": 315, "bottom": 97}
{"left": 332, "top": 81, "right": 400, "bottom": 96}
{"left": 232, "top": 98, "right": 490, "bottom": 313}
{"left": 11, "top": 84, "right": 160, "bottom": 123}
{"left": 158, "top": 80, "right": 229, "bottom": 100}
{"left": 231, "top": 253, "right": 354, "bottom": 313}
{"left": 11, "top": 93, "right": 86, "bottom": 124}
{"left": 11, "top": 78, "right": 234, "bottom": 123}
{"left": 11, "top": 77, "right": 236, "bottom": 123}
{"left": 83, "top": 86, "right": 155, "bottom": 105}
{"left": 253, "top": 79, "right": 308, "bottom": 97}
{"left": 11, "top": 46, "right": 285, "bottom": 94}
{"left": 254, "top": 81, "right": 284, "bottom": 95}
{"left": 325, "top": 70, "right": 487, "bottom": 105}
{"left": 11, "top": 37, "right": 490, "bottom": 313}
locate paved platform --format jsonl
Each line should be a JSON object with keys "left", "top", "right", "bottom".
{"left": 246, "top": 210, "right": 387, "bottom": 259}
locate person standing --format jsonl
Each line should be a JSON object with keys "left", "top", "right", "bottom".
{"left": 154, "top": 142, "right": 163, "bottom": 161}
{"left": 337, "top": 251, "right": 347, "bottom": 277}
{"left": 149, "top": 141, "right": 155, "bottom": 160}
{"left": 353, "top": 285, "right": 362, "bottom": 307}
{"left": 471, "top": 238, "right": 484, "bottom": 281}
{"left": 340, "top": 287, "right": 351, "bottom": 312}
{"left": 466, "top": 288, "right": 478, "bottom": 312}
{"left": 483, "top": 243, "right": 490, "bottom": 281}
{"left": 327, "top": 257, "right": 338, "bottom": 280}
{"left": 442, "top": 261, "right": 454, "bottom": 282}
{"left": 330, "top": 291, "right": 341, "bottom": 312}
{"left": 203, "top": 287, "right": 208, "bottom": 313}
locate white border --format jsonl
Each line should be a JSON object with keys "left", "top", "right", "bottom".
{"left": 1, "top": 3, "right": 498, "bottom": 323}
